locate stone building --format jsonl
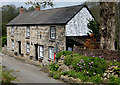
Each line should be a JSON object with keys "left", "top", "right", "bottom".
{"left": 6, "top": 4, "right": 94, "bottom": 63}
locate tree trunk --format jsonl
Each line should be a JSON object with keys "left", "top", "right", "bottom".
{"left": 100, "top": 2, "right": 116, "bottom": 50}
{"left": 119, "top": 2, "right": 120, "bottom": 49}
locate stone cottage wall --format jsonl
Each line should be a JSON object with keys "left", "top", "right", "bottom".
{"left": 7, "top": 25, "right": 66, "bottom": 63}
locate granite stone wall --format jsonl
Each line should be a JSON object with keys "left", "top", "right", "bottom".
{"left": 7, "top": 25, "right": 66, "bottom": 63}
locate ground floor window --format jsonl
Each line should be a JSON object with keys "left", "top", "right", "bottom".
{"left": 12, "top": 40, "right": 14, "bottom": 50}
{"left": 68, "top": 47, "right": 73, "bottom": 51}
{"left": 26, "top": 43, "right": 30, "bottom": 54}
{"left": 39, "top": 45, "right": 44, "bottom": 58}
{"left": 49, "top": 47, "right": 54, "bottom": 60}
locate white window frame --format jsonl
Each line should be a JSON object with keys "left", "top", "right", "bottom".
{"left": 26, "top": 26, "right": 30, "bottom": 37}
{"left": 11, "top": 27, "right": 14, "bottom": 36}
{"left": 50, "top": 26, "right": 56, "bottom": 39}
{"left": 26, "top": 43, "right": 30, "bottom": 54}
{"left": 39, "top": 45, "right": 44, "bottom": 58}
{"left": 49, "top": 47, "right": 54, "bottom": 60}
{"left": 12, "top": 40, "right": 14, "bottom": 50}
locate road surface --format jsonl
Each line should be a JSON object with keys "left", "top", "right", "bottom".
{"left": 0, "top": 52, "right": 66, "bottom": 83}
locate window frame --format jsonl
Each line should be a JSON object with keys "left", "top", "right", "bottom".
{"left": 12, "top": 40, "right": 14, "bottom": 51}
{"left": 11, "top": 26, "right": 14, "bottom": 36}
{"left": 48, "top": 46, "right": 54, "bottom": 60}
{"left": 50, "top": 26, "right": 56, "bottom": 39}
{"left": 26, "top": 43, "right": 30, "bottom": 54}
{"left": 26, "top": 26, "right": 30, "bottom": 37}
{"left": 39, "top": 45, "right": 44, "bottom": 58}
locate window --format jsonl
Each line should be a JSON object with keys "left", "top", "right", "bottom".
{"left": 50, "top": 26, "right": 56, "bottom": 39}
{"left": 26, "top": 43, "right": 30, "bottom": 54}
{"left": 49, "top": 47, "right": 54, "bottom": 60}
{"left": 26, "top": 27, "right": 30, "bottom": 37}
{"left": 11, "top": 27, "right": 14, "bottom": 36}
{"left": 39, "top": 45, "right": 44, "bottom": 58}
{"left": 12, "top": 40, "right": 14, "bottom": 50}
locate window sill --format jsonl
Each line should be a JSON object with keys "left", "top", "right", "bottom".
{"left": 26, "top": 52, "right": 30, "bottom": 55}
{"left": 11, "top": 35, "right": 14, "bottom": 37}
{"left": 26, "top": 36, "right": 30, "bottom": 39}
{"left": 49, "top": 39, "right": 55, "bottom": 42}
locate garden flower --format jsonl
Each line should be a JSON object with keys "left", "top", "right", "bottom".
{"left": 79, "top": 65, "right": 81, "bottom": 66}
{"left": 94, "top": 73, "right": 96, "bottom": 75}
{"left": 87, "top": 72, "right": 89, "bottom": 74}
{"left": 91, "top": 53, "right": 93, "bottom": 55}
{"left": 84, "top": 66, "right": 85, "bottom": 67}
{"left": 77, "top": 63, "right": 79, "bottom": 65}
{"left": 89, "top": 77, "right": 91, "bottom": 79}
{"left": 79, "top": 61, "right": 81, "bottom": 63}
{"left": 85, "top": 54, "right": 87, "bottom": 56}
{"left": 91, "top": 61, "right": 93, "bottom": 63}
{"left": 81, "top": 59, "right": 83, "bottom": 61}
{"left": 80, "top": 67, "right": 82, "bottom": 69}
{"left": 89, "top": 63, "right": 91, "bottom": 65}
{"left": 84, "top": 63, "right": 85, "bottom": 65}
{"left": 93, "top": 55, "right": 95, "bottom": 57}
{"left": 90, "top": 66, "right": 92, "bottom": 68}
{"left": 101, "top": 55, "right": 103, "bottom": 57}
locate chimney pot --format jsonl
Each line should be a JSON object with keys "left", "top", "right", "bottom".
{"left": 20, "top": 6, "right": 24, "bottom": 14}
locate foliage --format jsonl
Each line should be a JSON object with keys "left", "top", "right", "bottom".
{"left": 0, "top": 66, "right": 16, "bottom": 83}
{"left": 49, "top": 63, "right": 59, "bottom": 71}
{"left": 53, "top": 74, "right": 60, "bottom": 79}
{"left": 1, "top": 37, "right": 7, "bottom": 47}
{"left": 71, "top": 55, "right": 107, "bottom": 76}
{"left": 108, "top": 76, "right": 120, "bottom": 85}
{"left": 25, "top": 0, "right": 54, "bottom": 9}
{"left": 89, "top": 74, "right": 102, "bottom": 83}
{"left": 49, "top": 71, "right": 61, "bottom": 79}
{"left": 87, "top": 19, "right": 100, "bottom": 38}
{"left": 64, "top": 55, "right": 73, "bottom": 66}
{"left": 56, "top": 51, "right": 72, "bottom": 59}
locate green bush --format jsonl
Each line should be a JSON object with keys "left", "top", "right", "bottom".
{"left": 53, "top": 74, "right": 60, "bottom": 79}
{"left": 89, "top": 74, "right": 102, "bottom": 83}
{"left": 108, "top": 76, "right": 120, "bottom": 85}
{"left": 49, "top": 63, "right": 59, "bottom": 71}
{"left": 71, "top": 55, "right": 107, "bottom": 76}
{"left": 64, "top": 55, "right": 73, "bottom": 66}
{"left": 49, "top": 71, "right": 55, "bottom": 77}
{"left": 56, "top": 51, "right": 72, "bottom": 59}
{"left": 1, "top": 37, "right": 7, "bottom": 47}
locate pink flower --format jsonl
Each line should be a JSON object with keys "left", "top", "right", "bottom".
{"left": 91, "top": 61, "right": 93, "bottom": 63}
{"left": 77, "top": 63, "right": 79, "bottom": 65}
{"left": 89, "top": 77, "right": 91, "bottom": 79}
{"left": 90, "top": 66, "right": 92, "bottom": 68}
{"left": 81, "top": 59, "right": 83, "bottom": 61}
{"left": 89, "top": 63, "right": 91, "bottom": 65}
{"left": 94, "top": 73, "right": 96, "bottom": 75}
{"left": 79, "top": 62, "right": 81, "bottom": 63}
{"left": 93, "top": 56, "right": 95, "bottom": 57}
{"left": 85, "top": 54, "right": 87, "bottom": 56}
{"left": 84, "top": 63, "right": 85, "bottom": 65}
{"left": 80, "top": 67, "right": 82, "bottom": 69}
{"left": 84, "top": 66, "right": 85, "bottom": 67}
{"left": 87, "top": 72, "right": 89, "bottom": 74}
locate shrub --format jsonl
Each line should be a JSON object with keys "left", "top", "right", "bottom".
{"left": 108, "top": 76, "right": 120, "bottom": 85}
{"left": 56, "top": 51, "right": 72, "bottom": 59}
{"left": 71, "top": 55, "right": 107, "bottom": 76}
{"left": 49, "top": 63, "right": 59, "bottom": 71}
{"left": 1, "top": 37, "right": 7, "bottom": 47}
{"left": 49, "top": 71, "right": 54, "bottom": 77}
{"left": 64, "top": 55, "right": 73, "bottom": 66}
{"left": 89, "top": 74, "right": 102, "bottom": 83}
{"left": 53, "top": 74, "right": 60, "bottom": 79}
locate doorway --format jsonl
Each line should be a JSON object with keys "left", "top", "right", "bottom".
{"left": 35, "top": 44, "right": 38, "bottom": 60}
{"left": 18, "top": 41, "right": 21, "bottom": 55}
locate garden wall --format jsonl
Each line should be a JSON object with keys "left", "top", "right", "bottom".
{"left": 73, "top": 46, "right": 120, "bottom": 62}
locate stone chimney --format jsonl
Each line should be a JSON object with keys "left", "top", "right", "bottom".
{"left": 35, "top": 5, "right": 40, "bottom": 12}
{"left": 20, "top": 6, "right": 24, "bottom": 14}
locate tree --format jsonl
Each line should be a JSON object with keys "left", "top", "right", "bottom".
{"left": 25, "top": 0, "right": 54, "bottom": 9}
{"left": 2, "top": 5, "right": 19, "bottom": 37}
{"left": 100, "top": 2, "right": 116, "bottom": 50}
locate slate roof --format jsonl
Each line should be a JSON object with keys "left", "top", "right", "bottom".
{"left": 7, "top": 4, "right": 90, "bottom": 26}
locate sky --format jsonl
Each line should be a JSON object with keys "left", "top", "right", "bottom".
{"left": 0, "top": 0, "right": 87, "bottom": 9}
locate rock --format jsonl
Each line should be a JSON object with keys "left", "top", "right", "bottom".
{"left": 104, "top": 77, "right": 107, "bottom": 80}
{"left": 103, "top": 73, "right": 107, "bottom": 77}
{"left": 68, "top": 65, "right": 73, "bottom": 70}
{"left": 58, "top": 65, "right": 70, "bottom": 72}
{"left": 114, "top": 74, "right": 118, "bottom": 78}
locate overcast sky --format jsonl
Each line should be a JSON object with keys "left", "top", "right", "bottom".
{"left": 1, "top": 0, "right": 87, "bottom": 9}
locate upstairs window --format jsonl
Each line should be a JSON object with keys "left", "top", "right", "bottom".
{"left": 12, "top": 40, "right": 14, "bottom": 50}
{"left": 49, "top": 47, "right": 54, "bottom": 60}
{"left": 26, "top": 43, "right": 30, "bottom": 54}
{"left": 50, "top": 26, "right": 56, "bottom": 39}
{"left": 26, "top": 27, "right": 30, "bottom": 37}
{"left": 11, "top": 27, "right": 14, "bottom": 36}
{"left": 39, "top": 45, "right": 44, "bottom": 58}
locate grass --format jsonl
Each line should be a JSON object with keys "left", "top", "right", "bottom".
{"left": 0, "top": 66, "right": 16, "bottom": 84}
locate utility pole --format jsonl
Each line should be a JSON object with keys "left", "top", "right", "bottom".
{"left": 118, "top": 1, "right": 120, "bottom": 50}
